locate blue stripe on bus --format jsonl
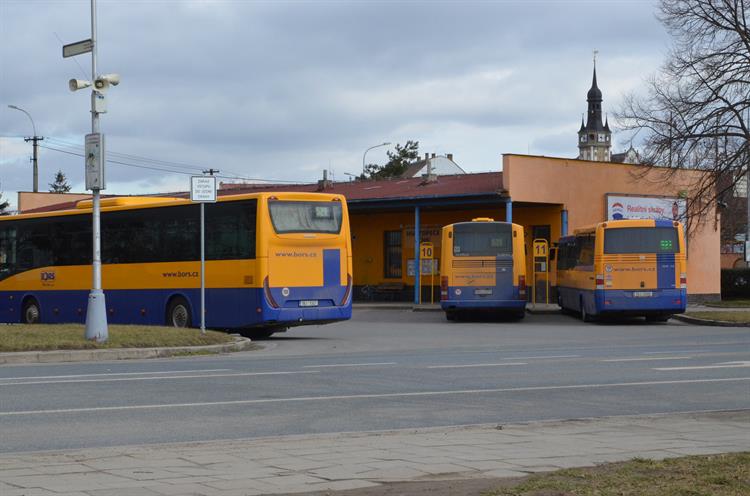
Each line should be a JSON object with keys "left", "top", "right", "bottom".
{"left": 654, "top": 219, "right": 673, "bottom": 228}
{"left": 323, "top": 249, "right": 341, "bottom": 287}
{"left": 1, "top": 286, "right": 351, "bottom": 328}
{"left": 657, "top": 253, "right": 676, "bottom": 289}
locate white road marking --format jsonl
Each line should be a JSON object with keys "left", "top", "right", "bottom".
{"left": 0, "top": 369, "right": 231, "bottom": 381}
{"left": 502, "top": 355, "right": 580, "bottom": 360}
{"left": 303, "top": 362, "right": 396, "bottom": 368}
{"left": 0, "top": 370, "right": 318, "bottom": 386}
{"left": 643, "top": 350, "right": 709, "bottom": 355}
{"left": 654, "top": 361, "right": 750, "bottom": 371}
{"left": 5, "top": 377, "right": 747, "bottom": 417}
{"left": 427, "top": 363, "right": 528, "bottom": 369}
{"left": 602, "top": 356, "right": 693, "bottom": 363}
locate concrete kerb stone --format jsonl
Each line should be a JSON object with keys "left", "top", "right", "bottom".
{"left": 0, "top": 336, "right": 258, "bottom": 365}
{"left": 672, "top": 314, "right": 750, "bottom": 327}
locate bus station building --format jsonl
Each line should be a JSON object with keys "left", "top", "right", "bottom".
{"left": 19, "top": 153, "right": 720, "bottom": 304}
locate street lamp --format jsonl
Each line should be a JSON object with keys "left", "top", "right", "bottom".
{"left": 65, "top": 0, "right": 120, "bottom": 343}
{"left": 7, "top": 105, "right": 43, "bottom": 192}
{"left": 362, "top": 142, "right": 391, "bottom": 176}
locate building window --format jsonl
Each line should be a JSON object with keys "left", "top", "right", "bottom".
{"left": 384, "top": 231, "right": 402, "bottom": 279}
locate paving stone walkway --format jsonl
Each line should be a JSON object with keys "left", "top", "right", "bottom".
{"left": 0, "top": 411, "right": 747, "bottom": 496}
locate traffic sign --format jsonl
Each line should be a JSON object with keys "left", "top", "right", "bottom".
{"left": 190, "top": 176, "right": 217, "bottom": 203}
{"left": 63, "top": 39, "right": 93, "bottom": 58}
{"left": 533, "top": 240, "right": 548, "bottom": 258}
{"left": 420, "top": 242, "right": 434, "bottom": 259}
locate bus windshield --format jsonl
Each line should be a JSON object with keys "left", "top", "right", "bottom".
{"left": 269, "top": 201, "right": 343, "bottom": 234}
{"left": 604, "top": 226, "right": 679, "bottom": 254}
{"left": 453, "top": 223, "right": 512, "bottom": 257}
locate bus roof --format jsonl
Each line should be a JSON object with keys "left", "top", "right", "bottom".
{"left": 572, "top": 219, "right": 682, "bottom": 236}
{"left": 0, "top": 192, "right": 347, "bottom": 222}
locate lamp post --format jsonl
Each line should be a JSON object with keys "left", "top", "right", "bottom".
{"left": 7, "top": 105, "right": 43, "bottom": 192}
{"left": 362, "top": 142, "right": 391, "bottom": 177}
{"left": 65, "top": 0, "right": 120, "bottom": 342}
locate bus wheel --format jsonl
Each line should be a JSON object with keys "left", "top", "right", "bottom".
{"left": 166, "top": 297, "right": 192, "bottom": 328}
{"left": 646, "top": 315, "right": 671, "bottom": 323}
{"left": 240, "top": 328, "right": 275, "bottom": 339}
{"left": 445, "top": 311, "right": 456, "bottom": 321}
{"left": 22, "top": 298, "right": 40, "bottom": 324}
{"left": 581, "top": 300, "right": 593, "bottom": 323}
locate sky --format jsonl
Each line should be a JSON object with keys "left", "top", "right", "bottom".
{"left": 0, "top": 0, "right": 669, "bottom": 210}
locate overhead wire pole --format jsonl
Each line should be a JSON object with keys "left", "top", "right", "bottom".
{"left": 7, "top": 105, "right": 43, "bottom": 192}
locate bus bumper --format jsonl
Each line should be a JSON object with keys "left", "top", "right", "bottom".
{"left": 441, "top": 285, "right": 526, "bottom": 311}
{"left": 595, "top": 288, "right": 687, "bottom": 315}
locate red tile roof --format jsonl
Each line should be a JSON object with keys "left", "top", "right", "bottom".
{"left": 219, "top": 172, "right": 504, "bottom": 201}
{"left": 22, "top": 172, "right": 504, "bottom": 214}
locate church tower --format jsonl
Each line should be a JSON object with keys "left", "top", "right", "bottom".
{"left": 577, "top": 55, "right": 611, "bottom": 161}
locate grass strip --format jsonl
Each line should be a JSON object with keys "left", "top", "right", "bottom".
{"left": 0, "top": 324, "right": 234, "bottom": 352}
{"left": 486, "top": 452, "right": 750, "bottom": 496}
{"left": 685, "top": 311, "right": 750, "bottom": 324}
{"left": 704, "top": 299, "right": 750, "bottom": 308}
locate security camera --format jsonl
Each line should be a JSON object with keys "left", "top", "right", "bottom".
{"left": 69, "top": 79, "right": 92, "bottom": 92}
{"left": 93, "top": 73, "right": 120, "bottom": 91}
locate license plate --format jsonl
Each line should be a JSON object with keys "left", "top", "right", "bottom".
{"left": 299, "top": 300, "right": 319, "bottom": 307}
{"left": 474, "top": 289, "right": 493, "bottom": 296}
{"left": 633, "top": 291, "right": 653, "bottom": 298}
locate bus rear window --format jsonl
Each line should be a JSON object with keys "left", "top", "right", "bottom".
{"left": 268, "top": 201, "right": 343, "bottom": 234}
{"left": 453, "top": 223, "right": 512, "bottom": 257}
{"left": 604, "top": 227, "right": 679, "bottom": 254}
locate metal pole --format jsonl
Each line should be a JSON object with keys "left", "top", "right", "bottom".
{"left": 414, "top": 206, "right": 420, "bottom": 305}
{"left": 84, "top": 0, "right": 108, "bottom": 342}
{"left": 8, "top": 105, "right": 42, "bottom": 193}
{"left": 32, "top": 138, "right": 39, "bottom": 192}
{"left": 200, "top": 202, "right": 206, "bottom": 334}
{"left": 362, "top": 142, "right": 390, "bottom": 176}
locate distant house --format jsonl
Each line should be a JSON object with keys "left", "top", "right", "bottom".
{"left": 611, "top": 145, "right": 640, "bottom": 164}
{"left": 401, "top": 153, "right": 465, "bottom": 178}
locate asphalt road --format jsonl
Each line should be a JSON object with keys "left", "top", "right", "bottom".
{"left": 1, "top": 309, "right": 748, "bottom": 454}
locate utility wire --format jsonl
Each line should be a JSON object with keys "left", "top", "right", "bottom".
{"left": 38, "top": 144, "right": 304, "bottom": 184}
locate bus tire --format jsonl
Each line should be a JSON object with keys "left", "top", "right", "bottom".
{"left": 22, "top": 298, "right": 40, "bottom": 324}
{"left": 166, "top": 297, "right": 192, "bottom": 328}
{"left": 581, "top": 298, "right": 593, "bottom": 323}
{"left": 646, "top": 314, "right": 671, "bottom": 323}
{"left": 445, "top": 311, "right": 456, "bottom": 321}
{"left": 514, "top": 310, "right": 526, "bottom": 320}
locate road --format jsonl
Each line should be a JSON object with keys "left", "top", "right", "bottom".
{"left": 1, "top": 309, "right": 748, "bottom": 453}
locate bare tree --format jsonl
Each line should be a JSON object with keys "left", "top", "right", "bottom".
{"left": 618, "top": 0, "right": 750, "bottom": 225}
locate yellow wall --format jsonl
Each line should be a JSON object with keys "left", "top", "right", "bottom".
{"left": 350, "top": 205, "right": 561, "bottom": 288}
{"left": 502, "top": 154, "right": 720, "bottom": 297}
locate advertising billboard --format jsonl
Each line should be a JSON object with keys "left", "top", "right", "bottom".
{"left": 606, "top": 194, "right": 686, "bottom": 223}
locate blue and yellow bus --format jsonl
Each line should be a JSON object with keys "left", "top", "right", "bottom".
{"left": 556, "top": 219, "right": 687, "bottom": 322}
{"left": 440, "top": 218, "right": 527, "bottom": 320}
{"left": 0, "top": 192, "right": 352, "bottom": 337}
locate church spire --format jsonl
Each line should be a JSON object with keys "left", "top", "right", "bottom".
{"left": 577, "top": 50, "right": 611, "bottom": 162}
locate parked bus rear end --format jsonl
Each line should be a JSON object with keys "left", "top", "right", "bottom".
{"left": 596, "top": 219, "right": 686, "bottom": 320}
{"left": 440, "top": 219, "right": 526, "bottom": 320}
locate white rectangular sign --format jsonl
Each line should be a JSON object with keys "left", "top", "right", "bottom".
{"left": 607, "top": 195, "right": 686, "bottom": 223}
{"left": 85, "top": 133, "right": 105, "bottom": 190}
{"left": 63, "top": 39, "right": 93, "bottom": 58}
{"left": 191, "top": 176, "right": 217, "bottom": 202}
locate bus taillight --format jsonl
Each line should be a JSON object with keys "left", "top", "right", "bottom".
{"left": 680, "top": 272, "right": 687, "bottom": 289}
{"left": 263, "top": 276, "right": 280, "bottom": 308}
{"left": 340, "top": 274, "right": 353, "bottom": 305}
{"left": 440, "top": 276, "right": 448, "bottom": 300}
{"left": 518, "top": 275, "right": 526, "bottom": 299}
{"left": 596, "top": 274, "right": 605, "bottom": 290}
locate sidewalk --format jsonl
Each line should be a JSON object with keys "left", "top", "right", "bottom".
{"left": 1, "top": 411, "right": 747, "bottom": 496}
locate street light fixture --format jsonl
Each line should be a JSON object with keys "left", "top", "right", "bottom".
{"left": 362, "top": 142, "right": 391, "bottom": 177}
{"left": 7, "top": 104, "right": 43, "bottom": 192}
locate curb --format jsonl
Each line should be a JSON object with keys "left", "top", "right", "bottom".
{"left": 672, "top": 314, "right": 750, "bottom": 327}
{"left": 412, "top": 305, "right": 442, "bottom": 312}
{"left": 0, "top": 336, "right": 258, "bottom": 365}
